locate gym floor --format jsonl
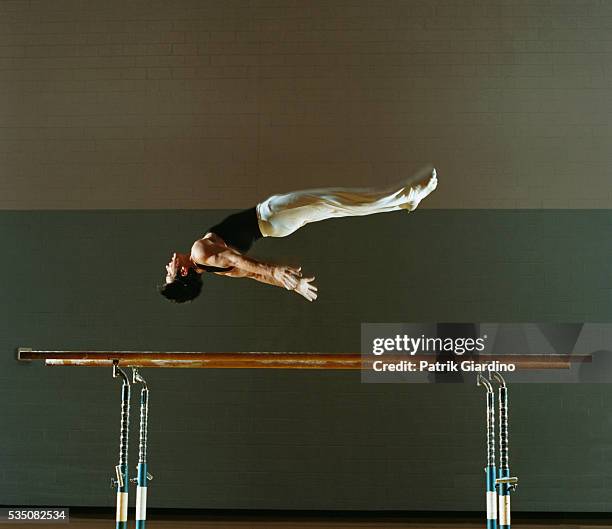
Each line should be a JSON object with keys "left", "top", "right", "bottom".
{"left": 7, "top": 511, "right": 612, "bottom": 529}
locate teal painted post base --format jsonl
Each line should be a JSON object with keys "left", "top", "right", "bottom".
{"left": 135, "top": 462, "right": 148, "bottom": 529}
{"left": 498, "top": 468, "right": 511, "bottom": 529}
{"left": 115, "top": 463, "right": 129, "bottom": 529}
{"left": 485, "top": 465, "right": 497, "bottom": 529}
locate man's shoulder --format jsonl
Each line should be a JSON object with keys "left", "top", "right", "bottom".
{"left": 191, "top": 235, "right": 227, "bottom": 259}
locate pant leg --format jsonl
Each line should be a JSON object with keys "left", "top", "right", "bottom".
{"left": 256, "top": 167, "right": 435, "bottom": 238}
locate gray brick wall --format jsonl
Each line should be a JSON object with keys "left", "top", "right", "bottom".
{"left": 0, "top": 0, "right": 610, "bottom": 209}
{"left": 3, "top": 209, "right": 612, "bottom": 510}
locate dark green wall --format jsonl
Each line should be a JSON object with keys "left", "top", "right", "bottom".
{"left": 3, "top": 210, "right": 612, "bottom": 510}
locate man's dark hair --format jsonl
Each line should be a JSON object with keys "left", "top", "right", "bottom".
{"left": 159, "top": 268, "right": 203, "bottom": 303}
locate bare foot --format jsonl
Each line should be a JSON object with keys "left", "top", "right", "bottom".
{"left": 401, "top": 167, "right": 438, "bottom": 211}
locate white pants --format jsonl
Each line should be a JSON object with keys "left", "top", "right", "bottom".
{"left": 256, "top": 166, "right": 435, "bottom": 238}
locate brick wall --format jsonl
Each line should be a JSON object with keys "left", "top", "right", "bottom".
{"left": 0, "top": 0, "right": 610, "bottom": 209}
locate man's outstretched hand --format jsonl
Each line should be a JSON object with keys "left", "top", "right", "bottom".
{"left": 294, "top": 276, "right": 318, "bottom": 302}
{"left": 273, "top": 265, "right": 302, "bottom": 290}
{"left": 271, "top": 265, "right": 317, "bottom": 301}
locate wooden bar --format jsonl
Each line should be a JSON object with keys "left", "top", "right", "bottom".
{"left": 17, "top": 349, "right": 589, "bottom": 370}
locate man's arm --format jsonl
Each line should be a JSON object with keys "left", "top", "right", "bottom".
{"left": 244, "top": 271, "right": 318, "bottom": 302}
{"left": 192, "top": 240, "right": 318, "bottom": 301}
{"left": 192, "top": 239, "right": 302, "bottom": 290}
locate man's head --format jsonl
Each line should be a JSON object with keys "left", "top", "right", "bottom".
{"left": 159, "top": 252, "right": 203, "bottom": 303}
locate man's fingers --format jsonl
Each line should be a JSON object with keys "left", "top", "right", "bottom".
{"left": 305, "top": 285, "right": 317, "bottom": 301}
{"left": 296, "top": 286, "right": 317, "bottom": 301}
{"left": 302, "top": 291, "right": 314, "bottom": 301}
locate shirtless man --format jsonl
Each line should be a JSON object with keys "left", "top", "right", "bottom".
{"left": 160, "top": 166, "right": 438, "bottom": 303}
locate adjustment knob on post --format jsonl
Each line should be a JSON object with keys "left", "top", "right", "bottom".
{"left": 496, "top": 476, "right": 518, "bottom": 491}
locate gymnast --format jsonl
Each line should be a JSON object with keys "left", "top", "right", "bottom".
{"left": 160, "top": 166, "right": 438, "bottom": 303}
